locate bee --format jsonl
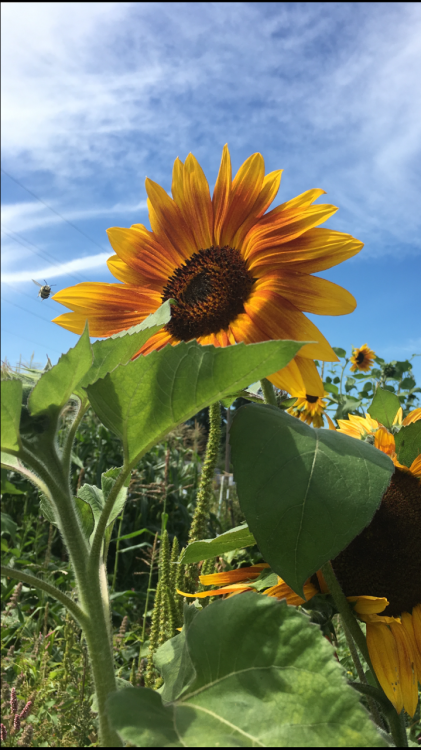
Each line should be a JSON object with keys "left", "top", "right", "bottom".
{"left": 32, "top": 279, "right": 55, "bottom": 300}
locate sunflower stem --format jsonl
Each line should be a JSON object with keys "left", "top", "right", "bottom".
{"left": 260, "top": 378, "right": 278, "bottom": 406}
{"left": 184, "top": 401, "right": 221, "bottom": 593}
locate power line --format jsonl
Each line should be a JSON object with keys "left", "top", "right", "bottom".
{"left": 2, "top": 296, "right": 56, "bottom": 324}
{"left": 1, "top": 327, "right": 62, "bottom": 356}
{"left": 1, "top": 167, "right": 108, "bottom": 252}
{"left": 1, "top": 226, "right": 88, "bottom": 285}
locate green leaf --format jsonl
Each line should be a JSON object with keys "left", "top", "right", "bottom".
{"left": 28, "top": 326, "right": 92, "bottom": 417}
{"left": 394, "top": 422, "right": 421, "bottom": 469}
{"left": 40, "top": 495, "right": 57, "bottom": 526}
{"left": 400, "top": 377, "right": 416, "bottom": 390}
{"left": 332, "top": 347, "right": 346, "bottom": 358}
{"left": 368, "top": 388, "right": 401, "bottom": 428}
{"left": 74, "top": 496, "right": 95, "bottom": 539}
{"left": 180, "top": 523, "right": 256, "bottom": 564}
{"left": 87, "top": 339, "right": 305, "bottom": 466}
{"left": 1, "top": 380, "right": 22, "bottom": 452}
{"left": 77, "top": 467, "right": 130, "bottom": 544}
{"left": 77, "top": 300, "right": 174, "bottom": 393}
{"left": 324, "top": 382, "right": 338, "bottom": 395}
{"left": 1, "top": 469, "right": 25, "bottom": 495}
{"left": 154, "top": 606, "right": 199, "bottom": 704}
{"left": 1, "top": 512, "right": 17, "bottom": 544}
{"left": 230, "top": 405, "right": 393, "bottom": 595}
{"left": 107, "top": 593, "right": 387, "bottom": 747}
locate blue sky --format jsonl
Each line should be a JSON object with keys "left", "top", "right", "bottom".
{"left": 2, "top": 2, "right": 420, "bottom": 382}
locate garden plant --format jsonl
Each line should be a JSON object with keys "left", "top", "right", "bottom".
{"left": 1, "top": 147, "right": 420, "bottom": 747}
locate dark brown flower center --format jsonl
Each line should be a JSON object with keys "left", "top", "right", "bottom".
{"left": 356, "top": 351, "right": 365, "bottom": 364}
{"left": 331, "top": 469, "right": 421, "bottom": 616}
{"left": 162, "top": 246, "right": 254, "bottom": 341}
{"left": 306, "top": 394, "right": 319, "bottom": 404}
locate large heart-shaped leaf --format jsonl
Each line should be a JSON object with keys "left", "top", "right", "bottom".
{"left": 77, "top": 300, "right": 173, "bottom": 393}
{"left": 107, "top": 593, "right": 387, "bottom": 747}
{"left": 230, "top": 404, "right": 393, "bottom": 595}
{"left": 87, "top": 339, "right": 304, "bottom": 466}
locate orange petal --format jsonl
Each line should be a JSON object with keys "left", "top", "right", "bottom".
{"left": 366, "top": 622, "right": 403, "bottom": 713}
{"left": 136, "top": 329, "right": 175, "bottom": 357}
{"left": 233, "top": 169, "right": 283, "bottom": 248}
{"left": 107, "top": 255, "right": 159, "bottom": 287}
{"left": 244, "top": 281, "right": 338, "bottom": 361}
{"left": 409, "top": 455, "right": 421, "bottom": 479}
{"left": 199, "top": 564, "right": 269, "bottom": 586}
{"left": 390, "top": 621, "right": 419, "bottom": 717}
{"left": 145, "top": 178, "right": 197, "bottom": 263}
{"left": 413, "top": 604, "right": 421, "bottom": 654}
{"left": 254, "top": 272, "right": 356, "bottom": 316}
{"left": 248, "top": 227, "right": 363, "bottom": 274}
{"left": 402, "top": 408, "right": 421, "bottom": 426}
{"left": 177, "top": 584, "right": 253, "bottom": 599}
{"left": 268, "top": 358, "right": 307, "bottom": 397}
{"left": 172, "top": 154, "right": 213, "bottom": 250}
{"left": 212, "top": 144, "right": 232, "bottom": 246}
{"left": 326, "top": 414, "right": 337, "bottom": 430}
{"left": 107, "top": 226, "right": 175, "bottom": 283}
{"left": 347, "top": 595, "right": 389, "bottom": 615}
{"left": 374, "top": 427, "right": 396, "bottom": 457}
{"left": 220, "top": 152, "right": 265, "bottom": 246}
{"left": 263, "top": 578, "right": 318, "bottom": 605}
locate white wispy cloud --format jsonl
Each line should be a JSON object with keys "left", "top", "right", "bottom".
{"left": 1, "top": 253, "right": 111, "bottom": 283}
{"left": 1, "top": 200, "right": 148, "bottom": 234}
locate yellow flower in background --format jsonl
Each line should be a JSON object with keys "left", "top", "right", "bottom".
{"left": 286, "top": 392, "right": 328, "bottom": 427}
{"left": 52, "top": 145, "right": 363, "bottom": 397}
{"left": 336, "top": 408, "right": 421, "bottom": 477}
{"left": 350, "top": 343, "right": 376, "bottom": 372}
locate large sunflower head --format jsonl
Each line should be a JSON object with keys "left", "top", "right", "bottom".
{"left": 350, "top": 343, "right": 376, "bottom": 372}
{"left": 53, "top": 146, "right": 363, "bottom": 397}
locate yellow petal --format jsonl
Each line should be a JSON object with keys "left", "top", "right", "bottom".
{"left": 199, "top": 564, "right": 269, "bottom": 586}
{"left": 212, "top": 144, "right": 232, "bottom": 246}
{"left": 257, "top": 272, "right": 356, "bottom": 316}
{"left": 347, "top": 595, "right": 389, "bottom": 615}
{"left": 402, "top": 408, "right": 421, "bottom": 426}
{"left": 177, "top": 584, "right": 252, "bottom": 599}
{"left": 374, "top": 427, "right": 396, "bottom": 457}
{"left": 172, "top": 154, "right": 213, "bottom": 250}
{"left": 409, "top": 455, "right": 421, "bottom": 479}
{"left": 326, "top": 414, "right": 336, "bottom": 430}
{"left": 366, "top": 622, "right": 403, "bottom": 713}
{"left": 390, "top": 621, "right": 419, "bottom": 717}
{"left": 401, "top": 611, "right": 421, "bottom": 681}
{"left": 220, "top": 152, "right": 265, "bottom": 246}
{"left": 413, "top": 604, "right": 421, "bottom": 654}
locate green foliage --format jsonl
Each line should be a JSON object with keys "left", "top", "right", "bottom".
{"left": 180, "top": 523, "right": 256, "bottom": 564}
{"left": 1, "top": 380, "right": 22, "bottom": 452}
{"left": 107, "top": 594, "right": 388, "bottom": 747}
{"left": 367, "top": 388, "right": 401, "bottom": 429}
{"left": 394, "top": 421, "right": 421, "bottom": 468}
{"left": 230, "top": 404, "right": 394, "bottom": 595}
{"left": 87, "top": 339, "right": 305, "bottom": 465}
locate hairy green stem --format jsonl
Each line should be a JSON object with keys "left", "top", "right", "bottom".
{"left": 260, "top": 378, "right": 278, "bottom": 406}
{"left": 89, "top": 465, "right": 131, "bottom": 573}
{"left": 388, "top": 708, "right": 408, "bottom": 747}
{"left": 1, "top": 565, "right": 87, "bottom": 627}
{"left": 111, "top": 510, "right": 125, "bottom": 593}
{"left": 348, "top": 682, "right": 394, "bottom": 714}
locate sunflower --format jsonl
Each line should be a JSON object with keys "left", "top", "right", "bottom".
{"left": 181, "top": 407, "right": 421, "bottom": 716}
{"left": 286, "top": 392, "right": 328, "bottom": 428}
{"left": 336, "top": 408, "right": 421, "bottom": 477}
{"left": 52, "top": 146, "right": 363, "bottom": 398}
{"left": 350, "top": 343, "right": 376, "bottom": 373}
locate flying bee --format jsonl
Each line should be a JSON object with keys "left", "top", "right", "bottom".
{"left": 32, "top": 279, "right": 55, "bottom": 300}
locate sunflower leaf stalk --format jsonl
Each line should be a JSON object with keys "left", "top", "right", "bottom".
{"left": 184, "top": 401, "right": 221, "bottom": 593}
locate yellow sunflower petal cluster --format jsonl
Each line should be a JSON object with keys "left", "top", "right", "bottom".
{"left": 286, "top": 392, "right": 328, "bottom": 428}
{"left": 350, "top": 343, "right": 376, "bottom": 372}
{"left": 336, "top": 407, "right": 421, "bottom": 477}
{"left": 52, "top": 145, "right": 363, "bottom": 398}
